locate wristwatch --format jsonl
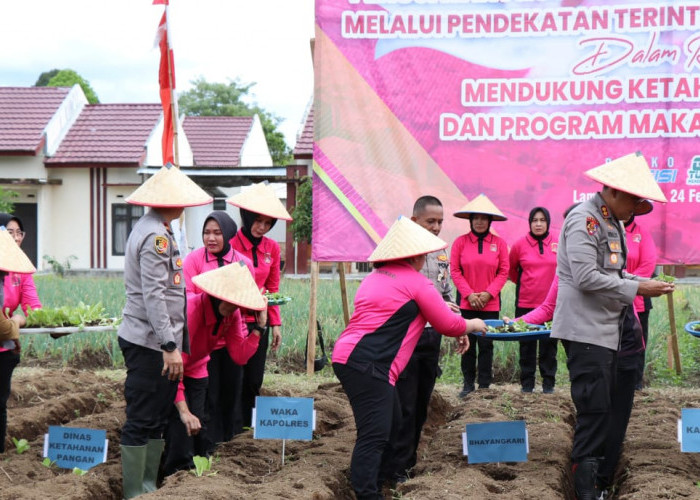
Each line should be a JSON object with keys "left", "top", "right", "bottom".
{"left": 251, "top": 324, "right": 266, "bottom": 334}
{"left": 161, "top": 341, "right": 177, "bottom": 352}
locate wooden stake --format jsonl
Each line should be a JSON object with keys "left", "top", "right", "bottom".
{"left": 338, "top": 262, "right": 350, "bottom": 327}
{"left": 663, "top": 265, "right": 682, "bottom": 374}
{"left": 307, "top": 261, "right": 319, "bottom": 375}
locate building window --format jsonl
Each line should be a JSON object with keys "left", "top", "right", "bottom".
{"left": 112, "top": 204, "right": 144, "bottom": 256}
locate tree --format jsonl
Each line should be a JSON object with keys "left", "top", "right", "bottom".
{"left": 178, "top": 77, "right": 292, "bottom": 165}
{"left": 0, "top": 187, "right": 19, "bottom": 214}
{"left": 290, "top": 176, "right": 312, "bottom": 243}
{"left": 34, "top": 69, "right": 61, "bottom": 87}
{"left": 44, "top": 69, "right": 100, "bottom": 104}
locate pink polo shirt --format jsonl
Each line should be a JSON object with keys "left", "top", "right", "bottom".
{"left": 0, "top": 272, "right": 41, "bottom": 353}
{"left": 625, "top": 220, "right": 657, "bottom": 313}
{"left": 508, "top": 233, "right": 558, "bottom": 309}
{"left": 450, "top": 232, "right": 509, "bottom": 312}
{"left": 231, "top": 231, "right": 281, "bottom": 327}
{"left": 331, "top": 260, "right": 467, "bottom": 386}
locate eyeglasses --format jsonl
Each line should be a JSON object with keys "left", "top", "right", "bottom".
{"left": 7, "top": 230, "right": 24, "bottom": 238}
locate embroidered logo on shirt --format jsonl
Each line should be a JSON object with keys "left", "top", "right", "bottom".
{"left": 155, "top": 236, "right": 168, "bottom": 254}
{"left": 264, "top": 252, "right": 272, "bottom": 264}
{"left": 173, "top": 272, "right": 182, "bottom": 285}
{"left": 586, "top": 216, "right": 600, "bottom": 235}
{"left": 175, "top": 258, "right": 182, "bottom": 268}
{"left": 610, "top": 241, "right": 621, "bottom": 251}
{"left": 634, "top": 234, "right": 642, "bottom": 243}
{"left": 601, "top": 205, "right": 610, "bottom": 218}
{"left": 610, "top": 253, "right": 619, "bottom": 265}
{"left": 551, "top": 242, "right": 558, "bottom": 253}
{"left": 490, "top": 243, "right": 497, "bottom": 252}
{"left": 437, "top": 254, "right": 448, "bottom": 262}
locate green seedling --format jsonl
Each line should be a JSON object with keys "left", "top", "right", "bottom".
{"left": 72, "top": 467, "right": 88, "bottom": 476}
{"left": 12, "top": 437, "right": 29, "bottom": 454}
{"left": 191, "top": 455, "right": 217, "bottom": 477}
{"left": 656, "top": 272, "right": 676, "bottom": 283}
{"left": 42, "top": 458, "right": 56, "bottom": 468}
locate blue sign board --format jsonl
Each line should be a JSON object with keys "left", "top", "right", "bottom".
{"left": 253, "top": 397, "right": 314, "bottom": 441}
{"left": 680, "top": 409, "right": 700, "bottom": 452}
{"left": 44, "top": 426, "right": 108, "bottom": 470}
{"left": 464, "top": 421, "right": 528, "bottom": 464}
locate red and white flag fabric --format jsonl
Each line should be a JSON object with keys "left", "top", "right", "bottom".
{"left": 154, "top": 1, "right": 176, "bottom": 165}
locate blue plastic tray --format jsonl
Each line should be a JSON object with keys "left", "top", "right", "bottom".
{"left": 685, "top": 321, "right": 700, "bottom": 338}
{"left": 477, "top": 319, "right": 551, "bottom": 341}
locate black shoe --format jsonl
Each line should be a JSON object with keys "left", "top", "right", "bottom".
{"left": 478, "top": 384, "right": 490, "bottom": 390}
{"left": 543, "top": 386, "right": 554, "bottom": 394}
{"left": 459, "top": 384, "right": 475, "bottom": 398}
{"left": 573, "top": 458, "right": 600, "bottom": 500}
{"left": 521, "top": 385, "right": 534, "bottom": 393}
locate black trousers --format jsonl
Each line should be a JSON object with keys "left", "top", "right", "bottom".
{"left": 240, "top": 325, "right": 269, "bottom": 428}
{"left": 461, "top": 310, "right": 499, "bottom": 388}
{"left": 598, "top": 353, "right": 640, "bottom": 488}
{"left": 334, "top": 362, "right": 400, "bottom": 500}
{"left": 517, "top": 306, "right": 558, "bottom": 390}
{"left": 0, "top": 349, "right": 20, "bottom": 453}
{"left": 206, "top": 346, "right": 243, "bottom": 446}
{"left": 388, "top": 327, "right": 441, "bottom": 477}
{"left": 563, "top": 340, "right": 616, "bottom": 462}
{"left": 119, "top": 337, "right": 178, "bottom": 446}
{"left": 162, "top": 376, "right": 209, "bottom": 476}
{"left": 635, "top": 310, "right": 650, "bottom": 387}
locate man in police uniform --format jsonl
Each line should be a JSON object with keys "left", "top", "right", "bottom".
{"left": 118, "top": 165, "right": 211, "bottom": 499}
{"left": 551, "top": 152, "right": 673, "bottom": 500}
{"left": 388, "top": 195, "right": 461, "bottom": 484}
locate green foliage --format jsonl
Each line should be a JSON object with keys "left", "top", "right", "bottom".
{"left": 656, "top": 272, "right": 676, "bottom": 283}
{"left": 12, "top": 437, "right": 29, "bottom": 454}
{"left": 191, "top": 455, "right": 217, "bottom": 477}
{"left": 43, "top": 254, "right": 77, "bottom": 277}
{"left": 46, "top": 69, "right": 100, "bottom": 104}
{"left": 25, "top": 302, "right": 111, "bottom": 328}
{"left": 178, "top": 77, "right": 291, "bottom": 165}
{"left": 35, "top": 69, "right": 61, "bottom": 87}
{"left": 290, "top": 176, "right": 312, "bottom": 243}
{"left": 0, "top": 187, "right": 19, "bottom": 213}
{"left": 72, "top": 467, "right": 88, "bottom": 476}
{"left": 42, "top": 457, "right": 56, "bottom": 468}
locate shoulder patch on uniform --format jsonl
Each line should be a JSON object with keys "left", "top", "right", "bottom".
{"left": 600, "top": 205, "right": 610, "bottom": 218}
{"left": 437, "top": 254, "right": 448, "bottom": 262}
{"left": 586, "top": 216, "right": 600, "bottom": 236}
{"left": 155, "top": 236, "right": 168, "bottom": 254}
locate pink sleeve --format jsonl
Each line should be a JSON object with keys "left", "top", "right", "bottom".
{"left": 414, "top": 279, "right": 467, "bottom": 337}
{"left": 266, "top": 241, "right": 282, "bottom": 326}
{"left": 224, "top": 310, "right": 260, "bottom": 365}
{"left": 450, "top": 237, "right": 474, "bottom": 299}
{"left": 634, "top": 227, "right": 658, "bottom": 278}
{"left": 485, "top": 239, "right": 510, "bottom": 298}
{"left": 508, "top": 241, "right": 521, "bottom": 284}
{"left": 520, "top": 277, "right": 558, "bottom": 325}
{"left": 175, "top": 352, "right": 189, "bottom": 403}
{"left": 20, "top": 274, "right": 42, "bottom": 314}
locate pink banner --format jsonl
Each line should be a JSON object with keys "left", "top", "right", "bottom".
{"left": 314, "top": 0, "right": 700, "bottom": 264}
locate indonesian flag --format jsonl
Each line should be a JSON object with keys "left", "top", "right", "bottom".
{"left": 154, "top": 2, "right": 176, "bottom": 165}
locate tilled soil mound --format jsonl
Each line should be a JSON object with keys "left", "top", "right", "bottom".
{"left": 2, "top": 368, "right": 700, "bottom": 499}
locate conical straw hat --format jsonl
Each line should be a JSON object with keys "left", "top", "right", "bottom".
{"left": 0, "top": 228, "right": 35, "bottom": 274}
{"left": 584, "top": 152, "right": 667, "bottom": 203}
{"left": 126, "top": 165, "right": 213, "bottom": 207}
{"left": 453, "top": 194, "right": 507, "bottom": 221}
{"left": 226, "top": 182, "right": 292, "bottom": 221}
{"left": 192, "top": 261, "right": 266, "bottom": 311}
{"left": 368, "top": 216, "right": 447, "bottom": 262}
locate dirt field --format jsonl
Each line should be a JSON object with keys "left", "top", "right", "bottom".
{"left": 2, "top": 365, "right": 700, "bottom": 499}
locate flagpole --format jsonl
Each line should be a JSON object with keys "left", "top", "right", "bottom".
{"left": 165, "top": 4, "right": 180, "bottom": 168}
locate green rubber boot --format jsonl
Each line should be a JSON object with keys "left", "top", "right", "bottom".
{"left": 120, "top": 445, "right": 147, "bottom": 499}
{"left": 143, "top": 439, "right": 165, "bottom": 493}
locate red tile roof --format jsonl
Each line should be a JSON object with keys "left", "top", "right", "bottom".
{"left": 182, "top": 116, "right": 254, "bottom": 167}
{"left": 0, "top": 86, "right": 71, "bottom": 154}
{"left": 293, "top": 106, "right": 313, "bottom": 158}
{"left": 45, "top": 103, "right": 162, "bottom": 167}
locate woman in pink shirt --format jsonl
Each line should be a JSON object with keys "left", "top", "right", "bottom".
{"left": 333, "top": 217, "right": 486, "bottom": 500}
{"left": 623, "top": 215, "right": 657, "bottom": 389}
{"left": 161, "top": 211, "right": 266, "bottom": 475}
{"left": 0, "top": 214, "right": 41, "bottom": 454}
{"left": 450, "top": 194, "right": 509, "bottom": 396}
{"left": 509, "top": 207, "right": 558, "bottom": 393}
{"left": 227, "top": 182, "right": 292, "bottom": 431}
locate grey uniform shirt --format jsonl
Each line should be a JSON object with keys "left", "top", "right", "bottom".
{"left": 551, "top": 193, "right": 640, "bottom": 350}
{"left": 421, "top": 248, "right": 453, "bottom": 328}
{"left": 118, "top": 209, "right": 188, "bottom": 352}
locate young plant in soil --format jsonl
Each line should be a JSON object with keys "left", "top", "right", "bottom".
{"left": 12, "top": 437, "right": 29, "bottom": 454}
